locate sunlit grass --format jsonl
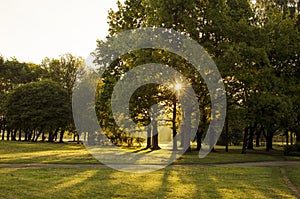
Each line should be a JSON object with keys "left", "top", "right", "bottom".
{"left": 0, "top": 141, "right": 97, "bottom": 164}
{"left": 0, "top": 167, "right": 297, "bottom": 199}
{"left": 1, "top": 141, "right": 299, "bottom": 165}
{"left": 0, "top": 141, "right": 299, "bottom": 198}
{"left": 285, "top": 166, "right": 300, "bottom": 191}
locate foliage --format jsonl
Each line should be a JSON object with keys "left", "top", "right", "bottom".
{"left": 5, "top": 80, "right": 71, "bottom": 141}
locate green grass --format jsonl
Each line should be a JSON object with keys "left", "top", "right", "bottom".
{"left": 0, "top": 141, "right": 300, "bottom": 198}
{"left": 285, "top": 166, "right": 300, "bottom": 191}
{"left": 0, "top": 141, "right": 98, "bottom": 164}
{"left": 0, "top": 166, "right": 297, "bottom": 199}
{"left": 1, "top": 141, "right": 299, "bottom": 165}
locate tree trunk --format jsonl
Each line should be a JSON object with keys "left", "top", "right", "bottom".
{"left": 41, "top": 131, "right": 46, "bottom": 142}
{"left": 247, "top": 126, "right": 254, "bottom": 150}
{"left": 34, "top": 128, "right": 44, "bottom": 142}
{"left": 53, "top": 130, "right": 58, "bottom": 141}
{"left": 6, "top": 128, "right": 10, "bottom": 141}
{"left": 172, "top": 99, "right": 177, "bottom": 151}
{"left": 49, "top": 128, "right": 57, "bottom": 142}
{"left": 265, "top": 130, "right": 274, "bottom": 152}
{"left": 24, "top": 129, "right": 28, "bottom": 141}
{"left": 196, "top": 129, "right": 203, "bottom": 151}
{"left": 1, "top": 129, "right": 5, "bottom": 140}
{"left": 151, "top": 120, "right": 160, "bottom": 150}
{"left": 76, "top": 133, "right": 80, "bottom": 144}
{"left": 266, "top": 136, "right": 273, "bottom": 152}
{"left": 241, "top": 126, "right": 248, "bottom": 154}
{"left": 285, "top": 130, "right": 289, "bottom": 146}
{"left": 11, "top": 129, "right": 16, "bottom": 141}
{"left": 59, "top": 129, "right": 65, "bottom": 143}
{"left": 225, "top": 115, "right": 229, "bottom": 152}
{"left": 28, "top": 130, "right": 33, "bottom": 141}
{"left": 290, "top": 132, "right": 294, "bottom": 145}
{"left": 31, "top": 129, "right": 36, "bottom": 142}
{"left": 146, "top": 125, "right": 152, "bottom": 149}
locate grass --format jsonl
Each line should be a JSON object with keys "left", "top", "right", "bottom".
{"left": 285, "top": 166, "right": 300, "bottom": 191}
{"left": 0, "top": 141, "right": 299, "bottom": 198}
{"left": 0, "top": 141, "right": 98, "bottom": 164}
{"left": 0, "top": 167, "right": 296, "bottom": 199}
{"left": 1, "top": 141, "right": 299, "bottom": 165}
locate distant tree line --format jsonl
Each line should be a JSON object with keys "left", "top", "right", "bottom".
{"left": 0, "top": 54, "right": 83, "bottom": 143}
{"left": 1, "top": 0, "right": 300, "bottom": 155}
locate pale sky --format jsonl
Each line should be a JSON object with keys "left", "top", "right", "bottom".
{"left": 0, "top": 0, "right": 122, "bottom": 64}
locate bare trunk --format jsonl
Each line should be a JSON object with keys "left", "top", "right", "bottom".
{"left": 59, "top": 129, "right": 65, "bottom": 143}
{"left": 196, "top": 129, "right": 203, "bottom": 151}
{"left": 1, "top": 129, "right": 5, "bottom": 140}
{"left": 241, "top": 126, "right": 248, "bottom": 154}
{"left": 285, "top": 130, "right": 289, "bottom": 146}
{"left": 146, "top": 125, "right": 152, "bottom": 149}
{"left": 151, "top": 120, "right": 160, "bottom": 150}
{"left": 172, "top": 100, "right": 177, "bottom": 151}
{"left": 247, "top": 126, "right": 254, "bottom": 150}
{"left": 6, "top": 128, "right": 10, "bottom": 141}
{"left": 11, "top": 129, "right": 17, "bottom": 141}
{"left": 225, "top": 115, "right": 229, "bottom": 152}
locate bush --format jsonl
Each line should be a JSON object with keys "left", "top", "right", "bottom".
{"left": 284, "top": 145, "right": 300, "bottom": 156}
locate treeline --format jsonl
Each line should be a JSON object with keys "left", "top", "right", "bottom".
{"left": 94, "top": 0, "right": 300, "bottom": 153}
{"left": 0, "top": 54, "right": 83, "bottom": 143}
{"left": 1, "top": 0, "right": 300, "bottom": 155}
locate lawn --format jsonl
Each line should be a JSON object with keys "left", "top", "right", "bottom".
{"left": 285, "top": 166, "right": 300, "bottom": 192}
{"left": 0, "top": 167, "right": 296, "bottom": 199}
{"left": 0, "top": 141, "right": 299, "bottom": 198}
{"left": 1, "top": 141, "right": 299, "bottom": 165}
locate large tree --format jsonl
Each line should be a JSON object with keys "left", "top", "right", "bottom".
{"left": 41, "top": 54, "right": 84, "bottom": 140}
{"left": 5, "top": 80, "right": 71, "bottom": 142}
{"left": 95, "top": 0, "right": 300, "bottom": 153}
{"left": 0, "top": 56, "right": 44, "bottom": 140}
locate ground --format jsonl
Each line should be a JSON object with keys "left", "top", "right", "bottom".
{"left": 0, "top": 141, "right": 299, "bottom": 198}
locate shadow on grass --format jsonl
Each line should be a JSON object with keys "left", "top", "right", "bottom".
{"left": 0, "top": 166, "right": 296, "bottom": 199}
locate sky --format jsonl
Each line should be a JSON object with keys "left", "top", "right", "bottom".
{"left": 0, "top": 0, "right": 122, "bottom": 64}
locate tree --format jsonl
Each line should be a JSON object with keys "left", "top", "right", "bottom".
{"left": 0, "top": 56, "right": 44, "bottom": 140}
{"left": 5, "top": 80, "right": 71, "bottom": 142}
{"left": 41, "top": 54, "right": 84, "bottom": 140}
{"left": 41, "top": 54, "right": 84, "bottom": 99}
{"left": 96, "top": 0, "right": 300, "bottom": 154}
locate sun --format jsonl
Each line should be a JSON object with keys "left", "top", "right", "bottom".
{"left": 175, "top": 83, "right": 182, "bottom": 91}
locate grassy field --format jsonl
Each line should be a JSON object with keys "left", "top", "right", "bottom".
{"left": 0, "top": 167, "right": 296, "bottom": 199}
{"left": 0, "top": 141, "right": 299, "bottom": 198}
{"left": 0, "top": 141, "right": 299, "bottom": 164}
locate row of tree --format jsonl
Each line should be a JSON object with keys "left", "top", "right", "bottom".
{"left": 93, "top": 0, "right": 300, "bottom": 152}
{"left": 0, "top": 54, "right": 83, "bottom": 143}
{"left": 1, "top": 0, "right": 300, "bottom": 154}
